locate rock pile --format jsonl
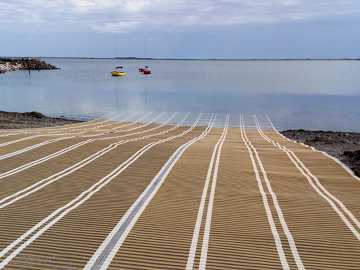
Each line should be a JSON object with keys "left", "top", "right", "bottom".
{"left": 0, "top": 58, "right": 59, "bottom": 74}
{"left": 0, "top": 62, "right": 22, "bottom": 73}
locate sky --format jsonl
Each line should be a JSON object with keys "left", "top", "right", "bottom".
{"left": 1, "top": 0, "right": 360, "bottom": 59}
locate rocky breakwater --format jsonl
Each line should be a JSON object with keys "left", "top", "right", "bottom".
{"left": 0, "top": 58, "right": 59, "bottom": 74}
{"left": 0, "top": 61, "right": 22, "bottom": 73}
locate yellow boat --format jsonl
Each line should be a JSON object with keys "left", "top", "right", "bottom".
{"left": 111, "top": 71, "right": 125, "bottom": 76}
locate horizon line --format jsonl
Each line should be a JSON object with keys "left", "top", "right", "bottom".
{"left": 2, "top": 56, "right": 360, "bottom": 61}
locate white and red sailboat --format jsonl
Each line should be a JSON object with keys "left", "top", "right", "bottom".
{"left": 139, "top": 65, "right": 151, "bottom": 74}
{"left": 138, "top": 37, "right": 151, "bottom": 74}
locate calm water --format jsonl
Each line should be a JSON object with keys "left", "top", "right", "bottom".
{"left": 1, "top": 58, "right": 360, "bottom": 131}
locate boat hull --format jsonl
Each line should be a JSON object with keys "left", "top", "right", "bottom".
{"left": 111, "top": 71, "right": 125, "bottom": 76}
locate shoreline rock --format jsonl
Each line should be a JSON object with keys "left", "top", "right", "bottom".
{"left": 281, "top": 129, "right": 360, "bottom": 177}
{"left": 0, "top": 58, "right": 59, "bottom": 74}
{"left": 0, "top": 110, "right": 83, "bottom": 129}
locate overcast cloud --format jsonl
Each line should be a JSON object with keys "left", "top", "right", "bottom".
{"left": 1, "top": 0, "right": 360, "bottom": 58}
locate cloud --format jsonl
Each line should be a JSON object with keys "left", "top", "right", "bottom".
{"left": 198, "top": 5, "right": 222, "bottom": 12}
{"left": 92, "top": 21, "right": 140, "bottom": 33}
{"left": 1, "top": 0, "right": 360, "bottom": 33}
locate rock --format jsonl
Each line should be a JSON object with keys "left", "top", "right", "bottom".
{"left": 0, "top": 58, "right": 59, "bottom": 74}
{"left": 24, "top": 111, "right": 46, "bottom": 119}
{"left": 281, "top": 129, "right": 360, "bottom": 178}
{"left": 0, "top": 62, "right": 22, "bottom": 73}
{"left": 343, "top": 150, "right": 360, "bottom": 160}
{"left": 0, "top": 110, "right": 83, "bottom": 129}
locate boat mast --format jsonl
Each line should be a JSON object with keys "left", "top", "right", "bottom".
{"left": 114, "top": 33, "right": 117, "bottom": 60}
{"left": 144, "top": 36, "right": 146, "bottom": 61}
{"left": 144, "top": 36, "right": 147, "bottom": 110}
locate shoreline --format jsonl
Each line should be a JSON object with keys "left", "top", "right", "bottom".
{"left": 280, "top": 129, "right": 360, "bottom": 178}
{"left": 1, "top": 110, "right": 359, "bottom": 178}
{"left": 2, "top": 56, "right": 360, "bottom": 61}
{"left": 0, "top": 110, "right": 83, "bottom": 129}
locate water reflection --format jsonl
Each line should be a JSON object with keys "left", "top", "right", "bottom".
{"left": 1, "top": 58, "right": 360, "bottom": 131}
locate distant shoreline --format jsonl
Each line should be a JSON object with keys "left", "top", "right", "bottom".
{"left": 2, "top": 56, "right": 360, "bottom": 61}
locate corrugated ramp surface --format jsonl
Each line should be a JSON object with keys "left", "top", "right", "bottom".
{"left": 0, "top": 113, "right": 359, "bottom": 269}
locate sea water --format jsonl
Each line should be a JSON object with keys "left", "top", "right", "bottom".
{"left": 1, "top": 58, "right": 360, "bottom": 131}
